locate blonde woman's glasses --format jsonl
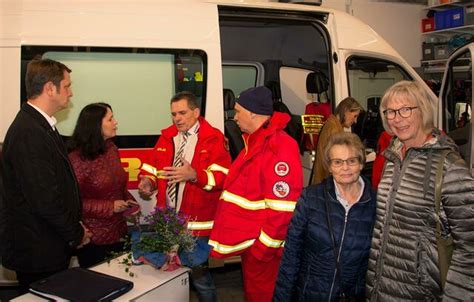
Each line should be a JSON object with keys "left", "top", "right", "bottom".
{"left": 383, "top": 106, "right": 418, "bottom": 120}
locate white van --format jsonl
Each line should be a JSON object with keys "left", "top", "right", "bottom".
{"left": 0, "top": 0, "right": 472, "bottom": 282}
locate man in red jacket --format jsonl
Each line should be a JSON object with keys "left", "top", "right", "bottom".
{"left": 138, "top": 91, "right": 231, "bottom": 302}
{"left": 209, "top": 86, "right": 303, "bottom": 302}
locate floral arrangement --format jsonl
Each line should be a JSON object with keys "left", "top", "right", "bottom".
{"left": 113, "top": 206, "right": 201, "bottom": 276}
{"left": 136, "top": 206, "right": 196, "bottom": 255}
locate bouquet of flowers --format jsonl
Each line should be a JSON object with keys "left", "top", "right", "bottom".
{"left": 118, "top": 206, "right": 210, "bottom": 275}
{"left": 137, "top": 206, "right": 196, "bottom": 255}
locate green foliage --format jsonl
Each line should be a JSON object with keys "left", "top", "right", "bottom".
{"left": 137, "top": 206, "right": 196, "bottom": 253}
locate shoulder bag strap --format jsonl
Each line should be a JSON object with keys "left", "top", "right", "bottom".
{"left": 434, "top": 149, "right": 453, "bottom": 290}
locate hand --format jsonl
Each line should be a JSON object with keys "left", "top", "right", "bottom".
{"left": 138, "top": 175, "right": 155, "bottom": 199}
{"left": 163, "top": 158, "right": 197, "bottom": 184}
{"left": 123, "top": 200, "right": 141, "bottom": 216}
{"left": 114, "top": 199, "right": 129, "bottom": 213}
{"left": 77, "top": 222, "right": 92, "bottom": 249}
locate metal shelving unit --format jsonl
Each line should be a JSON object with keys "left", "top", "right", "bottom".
{"left": 421, "top": 1, "right": 474, "bottom": 74}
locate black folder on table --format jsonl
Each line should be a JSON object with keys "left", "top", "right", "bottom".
{"left": 29, "top": 267, "right": 133, "bottom": 301}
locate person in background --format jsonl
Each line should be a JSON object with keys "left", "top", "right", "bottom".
{"left": 1, "top": 59, "right": 90, "bottom": 292}
{"left": 366, "top": 81, "right": 474, "bottom": 300}
{"left": 312, "top": 97, "right": 363, "bottom": 185}
{"left": 274, "top": 132, "right": 375, "bottom": 301}
{"left": 370, "top": 131, "right": 392, "bottom": 189}
{"left": 138, "top": 91, "right": 231, "bottom": 302}
{"left": 209, "top": 86, "right": 303, "bottom": 302}
{"left": 68, "top": 102, "right": 139, "bottom": 268}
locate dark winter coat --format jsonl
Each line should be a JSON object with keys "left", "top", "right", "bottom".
{"left": 274, "top": 176, "right": 376, "bottom": 301}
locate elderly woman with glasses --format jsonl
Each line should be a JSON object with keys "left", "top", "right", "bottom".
{"left": 366, "top": 81, "right": 474, "bottom": 301}
{"left": 274, "top": 132, "right": 376, "bottom": 302}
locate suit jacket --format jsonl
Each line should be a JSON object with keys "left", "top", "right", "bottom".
{"left": 2, "top": 103, "right": 83, "bottom": 273}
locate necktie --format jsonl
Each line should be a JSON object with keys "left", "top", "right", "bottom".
{"left": 167, "top": 132, "right": 189, "bottom": 209}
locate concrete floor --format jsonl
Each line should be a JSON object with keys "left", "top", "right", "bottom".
{"left": 190, "top": 263, "right": 244, "bottom": 302}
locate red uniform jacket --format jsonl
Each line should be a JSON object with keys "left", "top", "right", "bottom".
{"left": 209, "top": 112, "right": 303, "bottom": 261}
{"left": 69, "top": 140, "right": 132, "bottom": 245}
{"left": 371, "top": 131, "right": 392, "bottom": 189}
{"left": 140, "top": 117, "right": 231, "bottom": 236}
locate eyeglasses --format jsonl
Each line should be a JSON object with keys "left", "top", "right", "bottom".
{"left": 383, "top": 106, "right": 418, "bottom": 120}
{"left": 330, "top": 157, "right": 360, "bottom": 167}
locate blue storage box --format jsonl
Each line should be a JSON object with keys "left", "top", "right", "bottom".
{"left": 447, "top": 7, "right": 464, "bottom": 28}
{"left": 435, "top": 11, "right": 447, "bottom": 30}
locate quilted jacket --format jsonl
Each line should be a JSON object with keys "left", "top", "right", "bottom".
{"left": 366, "top": 129, "right": 474, "bottom": 301}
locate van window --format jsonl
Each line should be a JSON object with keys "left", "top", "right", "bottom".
{"left": 21, "top": 47, "right": 207, "bottom": 148}
{"left": 347, "top": 56, "right": 411, "bottom": 148}
{"left": 222, "top": 64, "right": 259, "bottom": 97}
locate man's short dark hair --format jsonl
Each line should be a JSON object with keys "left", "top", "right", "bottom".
{"left": 170, "top": 91, "right": 199, "bottom": 110}
{"left": 25, "top": 59, "right": 71, "bottom": 99}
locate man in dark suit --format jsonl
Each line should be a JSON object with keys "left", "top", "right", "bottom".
{"left": 1, "top": 59, "right": 91, "bottom": 292}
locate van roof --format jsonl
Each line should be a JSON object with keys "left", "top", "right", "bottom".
{"left": 1, "top": 0, "right": 401, "bottom": 60}
{"left": 211, "top": 0, "right": 401, "bottom": 59}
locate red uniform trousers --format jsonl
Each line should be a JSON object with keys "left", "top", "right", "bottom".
{"left": 241, "top": 251, "right": 282, "bottom": 302}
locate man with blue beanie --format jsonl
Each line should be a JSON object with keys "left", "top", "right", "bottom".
{"left": 210, "top": 86, "right": 303, "bottom": 302}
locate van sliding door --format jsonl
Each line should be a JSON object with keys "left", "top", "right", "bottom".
{"left": 218, "top": 7, "right": 332, "bottom": 185}
{"left": 440, "top": 43, "right": 474, "bottom": 176}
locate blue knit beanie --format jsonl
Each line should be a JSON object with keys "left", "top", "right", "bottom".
{"left": 236, "top": 86, "right": 273, "bottom": 115}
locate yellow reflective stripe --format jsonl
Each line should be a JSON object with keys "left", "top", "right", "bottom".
{"left": 221, "top": 191, "right": 266, "bottom": 210}
{"left": 209, "top": 239, "right": 255, "bottom": 254}
{"left": 187, "top": 221, "right": 214, "bottom": 230}
{"left": 141, "top": 163, "right": 156, "bottom": 175}
{"left": 203, "top": 170, "right": 216, "bottom": 191}
{"left": 220, "top": 191, "right": 296, "bottom": 212}
{"left": 141, "top": 163, "right": 165, "bottom": 179}
{"left": 265, "top": 199, "right": 297, "bottom": 212}
{"left": 207, "top": 164, "right": 229, "bottom": 175}
{"left": 258, "top": 230, "right": 284, "bottom": 248}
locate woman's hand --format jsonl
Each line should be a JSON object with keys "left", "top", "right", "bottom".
{"left": 123, "top": 200, "right": 141, "bottom": 216}
{"left": 114, "top": 200, "right": 129, "bottom": 213}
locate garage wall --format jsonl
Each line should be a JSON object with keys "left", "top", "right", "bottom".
{"left": 322, "top": 0, "right": 425, "bottom": 67}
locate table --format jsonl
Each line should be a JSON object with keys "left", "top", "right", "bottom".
{"left": 12, "top": 255, "right": 190, "bottom": 301}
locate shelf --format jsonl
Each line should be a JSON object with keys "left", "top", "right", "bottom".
{"left": 422, "top": 56, "right": 471, "bottom": 73}
{"left": 422, "top": 24, "right": 474, "bottom": 36}
{"left": 421, "top": 57, "right": 471, "bottom": 64}
{"left": 427, "top": 0, "right": 472, "bottom": 11}
{"left": 424, "top": 65, "right": 470, "bottom": 73}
